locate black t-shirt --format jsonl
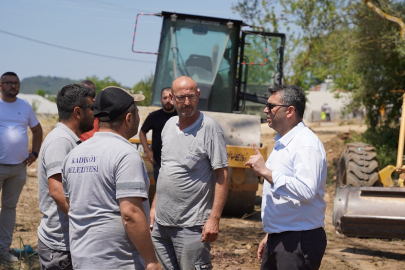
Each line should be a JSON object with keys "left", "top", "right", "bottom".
{"left": 140, "top": 109, "right": 177, "bottom": 165}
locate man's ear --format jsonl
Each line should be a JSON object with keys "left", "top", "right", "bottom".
{"left": 73, "top": 106, "right": 82, "bottom": 120}
{"left": 286, "top": 106, "right": 295, "bottom": 119}
{"left": 125, "top": 112, "right": 132, "bottom": 127}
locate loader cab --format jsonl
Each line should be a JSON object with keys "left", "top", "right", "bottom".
{"left": 135, "top": 12, "right": 285, "bottom": 116}
{"left": 151, "top": 12, "right": 242, "bottom": 113}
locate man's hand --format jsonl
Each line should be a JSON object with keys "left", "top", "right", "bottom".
{"left": 146, "top": 262, "right": 162, "bottom": 270}
{"left": 244, "top": 143, "right": 266, "bottom": 176}
{"left": 149, "top": 193, "right": 157, "bottom": 232}
{"left": 139, "top": 130, "right": 156, "bottom": 164}
{"left": 146, "top": 150, "right": 156, "bottom": 164}
{"left": 24, "top": 153, "right": 37, "bottom": 166}
{"left": 201, "top": 217, "right": 219, "bottom": 242}
{"left": 244, "top": 143, "right": 273, "bottom": 184}
{"left": 149, "top": 204, "right": 155, "bottom": 232}
{"left": 257, "top": 235, "right": 268, "bottom": 261}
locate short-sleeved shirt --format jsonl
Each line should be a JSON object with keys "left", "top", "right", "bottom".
{"left": 62, "top": 132, "right": 150, "bottom": 270}
{"left": 155, "top": 112, "right": 228, "bottom": 227}
{"left": 140, "top": 109, "right": 177, "bottom": 165}
{"left": 37, "top": 122, "right": 81, "bottom": 251}
{"left": 0, "top": 97, "right": 39, "bottom": 164}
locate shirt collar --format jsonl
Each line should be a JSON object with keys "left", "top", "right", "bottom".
{"left": 56, "top": 122, "right": 81, "bottom": 144}
{"left": 177, "top": 112, "right": 204, "bottom": 134}
{"left": 274, "top": 121, "right": 306, "bottom": 146}
{"left": 93, "top": 131, "right": 133, "bottom": 146}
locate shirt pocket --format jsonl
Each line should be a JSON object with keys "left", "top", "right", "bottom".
{"left": 185, "top": 151, "right": 204, "bottom": 170}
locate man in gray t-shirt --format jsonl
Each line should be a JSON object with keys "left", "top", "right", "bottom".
{"left": 37, "top": 84, "right": 95, "bottom": 270}
{"left": 151, "top": 76, "right": 229, "bottom": 270}
{"left": 62, "top": 87, "right": 161, "bottom": 270}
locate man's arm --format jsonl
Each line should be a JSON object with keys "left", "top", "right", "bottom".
{"left": 49, "top": 173, "right": 69, "bottom": 215}
{"left": 149, "top": 193, "right": 157, "bottom": 232}
{"left": 246, "top": 143, "right": 325, "bottom": 202}
{"left": 24, "top": 123, "right": 43, "bottom": 166}
{"left": 119, "top": 197, "right": 161, "bottom": 270}
{"left": 201, "top": 166, "right": 228, "bottom": 243}
{"left": 257, "top": 235, "right": 268, "bottom": 261}
{"left": 244, "top": 143, "right": 273, "bottom": 185}
{"left": 139, "top": 130, "right": 155, "bottom": 164}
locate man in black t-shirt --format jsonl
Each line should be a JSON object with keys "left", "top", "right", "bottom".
{"left": 140, "top": 87, "right": 177, "bottom": 183}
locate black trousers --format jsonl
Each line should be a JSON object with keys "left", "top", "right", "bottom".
{"left": 261, "top": 227, "right": 327, "bottom": 270}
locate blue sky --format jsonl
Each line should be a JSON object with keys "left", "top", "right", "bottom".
{"left": 1, "top": 0, "right": 243, "bottom": 87}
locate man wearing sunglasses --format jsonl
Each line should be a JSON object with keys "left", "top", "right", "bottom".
{"left": 0, "top": 71, "right": 43, "bottom": 262}
{"left": 245, "top": 85, "right": 327, "bottom": 270}
{"left": 37, "top": 84, "right": 95, "bottom": 270}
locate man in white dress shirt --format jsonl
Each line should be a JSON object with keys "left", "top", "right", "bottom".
{"left": 245, "top": 84, "right": 327, "bottom": 270}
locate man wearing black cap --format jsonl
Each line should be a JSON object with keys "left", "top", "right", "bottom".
{"left": 62, "top": 87, "right": 161, "bottom": 270}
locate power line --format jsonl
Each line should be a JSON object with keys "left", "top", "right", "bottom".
{"left": 0, "top": 29, "right": 156, "bottom": 64}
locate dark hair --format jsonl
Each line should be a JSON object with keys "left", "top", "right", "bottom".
{"left": 57, "top": 84, "right": 96, "bottom": 121}
{"left": 1, "top": 72, "right": 18, "bottom": 80}
{"left": 268, "top": 85, "right": 306, "bottom": 118}
{"left": 81, "top": 80, "right": 95, "bottom": 89}
{"left": 99, "top": 103, "right": 136, "bottom": 129}
{"left": 161, "top": 87, "right": 171, "bottom": 95}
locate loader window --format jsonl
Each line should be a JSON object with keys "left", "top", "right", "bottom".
{"left": 152, "top": 16, "right": 239, "bottom": 113}
{"left": 240, "top": 34, "right": 284, "bottom": 119}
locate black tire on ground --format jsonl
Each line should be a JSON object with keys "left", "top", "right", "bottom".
{"left": 222, "top": 190, "right": 256, "bottom": 217}
{"left": 336, "top": 142, "right": 380, "bottom": 187}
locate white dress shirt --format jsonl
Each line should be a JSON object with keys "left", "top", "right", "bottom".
{"left": 262, "top": 121, "right": 327, "bottom": 234}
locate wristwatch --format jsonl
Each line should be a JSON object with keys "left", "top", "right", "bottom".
{"left": 31, "top": 151, "right": 38, "bottom": 158}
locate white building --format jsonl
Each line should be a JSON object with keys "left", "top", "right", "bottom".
{"left": 18, "top": 94, "right": 58, "bottom": 115}
{"left": 304, "top": 91, "right": 352, "bottom": 122}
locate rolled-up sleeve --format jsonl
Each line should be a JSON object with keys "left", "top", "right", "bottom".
{"left": 271, "top": 146, "right": 324, "bottom": 202}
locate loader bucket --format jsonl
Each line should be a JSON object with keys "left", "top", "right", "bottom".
{"left": 333, "top": 186, "right": 405, "bottom": 239}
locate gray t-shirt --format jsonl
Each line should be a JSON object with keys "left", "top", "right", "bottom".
{"left": 155, "top": 112, "right": 228, "bottom": 227}
{"left": 37, "top": 122, "right": 81, "bottom": 251}
{"left": 62, "top": 132, "right": 150, "bottom": 270}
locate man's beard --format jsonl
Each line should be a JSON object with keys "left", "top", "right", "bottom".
{"left": 163, "top": 103, "right": 174, "bottom": 111}
{"left": 79, "top": 116, "right": 94, "bottom": 134}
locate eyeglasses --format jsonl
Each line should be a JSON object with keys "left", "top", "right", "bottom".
{"left": 173, "top": 94, "right": 197, "bottom": 103}
{"left": 78, "top": 104, "right": 94, "bottom": 111}
{"left": 266, "top": 103, "right": 291, "bottom": 111}
{"left": 1, "top": 81, "right": 21, "bottom": 87}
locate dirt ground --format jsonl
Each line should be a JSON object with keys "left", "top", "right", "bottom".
{"left": 3, "top": 119, "right": 405, "bottom": 269}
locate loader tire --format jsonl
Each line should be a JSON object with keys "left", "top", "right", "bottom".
{"left": 336, "top": 142, "right": 380, "bottom": 187}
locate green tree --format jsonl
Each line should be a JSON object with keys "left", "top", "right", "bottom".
{"left": 234, "top": 0, "right": 405, "bottom": 126}
{"left": 234, "top": 0, "right": 405, "bottom": 169}
{"left": 131, "top": 74, "right": 154, "bottom": 106}
{"left": 35, "top": 89, "right": 47, "bottom": 97}
{"left": 233, "top": 0, "right": 346, "bottom": 88}
{"left": 84, "top": 76, "right": 126, "bottom": 94}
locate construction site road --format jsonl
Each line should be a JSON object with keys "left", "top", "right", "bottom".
{"left": 3, "top": 120, "right": 405, "bottom": 270}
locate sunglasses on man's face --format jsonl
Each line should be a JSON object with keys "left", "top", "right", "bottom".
{"left": 78, "top": 104, "right": 94, "bottom": 111}
{"left": 266, "top": 103, "right": 291, "bottom": 111}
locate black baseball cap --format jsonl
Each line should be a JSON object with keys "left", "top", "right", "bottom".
{"left": 94, "top": 86, "right": 145, "bottom": 122}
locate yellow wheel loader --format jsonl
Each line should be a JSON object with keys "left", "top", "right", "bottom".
{"left": 333, "top": 95, "right": 405, "bottom": 239}
{"left": 129, "top": 11, "right": 286, "bottom": 216}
